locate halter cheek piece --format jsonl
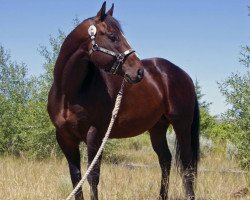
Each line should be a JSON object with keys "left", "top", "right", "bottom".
{"left": 88, "top": 25, "right": 135, "bottom": 75}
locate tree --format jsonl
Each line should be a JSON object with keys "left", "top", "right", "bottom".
{"left": 0, "top": 42, "right": 62, "bottom": 158}
{"left": 27, "top": 30, "right": 67, "bottom": 158}
{"left": 38, "top": 29, "right": 66, "bottom": 89}
{"left": 218, "top": 46, "right": 250, "bottom": 169}
{"left": 0, "top": 45, "right": 33, "bottom": 155}
{"left": 194, "top": 80, "right": 217, "bottom": 138}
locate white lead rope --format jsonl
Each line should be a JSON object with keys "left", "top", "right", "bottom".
{"left": 65, "top": 80, "right": 125, "bottom": 200}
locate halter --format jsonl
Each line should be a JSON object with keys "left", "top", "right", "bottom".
{"left": 88, "top": 25, "right": 135, "bottom": 75}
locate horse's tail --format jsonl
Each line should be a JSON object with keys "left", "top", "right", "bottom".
{"left": 190, "top": 96, "right": 200, "bottom": 175}
{"left": 175, "top": 96, "right": 200, "bottom": 175}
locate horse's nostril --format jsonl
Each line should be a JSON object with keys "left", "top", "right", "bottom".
{"left": 137, "top": 68, "right": 144, "bottom": 79}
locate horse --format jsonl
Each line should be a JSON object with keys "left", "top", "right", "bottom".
{"left": 47, "top": 2, "right": 200, "bottom": 200}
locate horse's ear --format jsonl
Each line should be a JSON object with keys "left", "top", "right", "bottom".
{"left": 97, "top": 1, "right": 106, "bottom": 21}
{"left": 106, "top": 3, "right": 114, "bottom": 16}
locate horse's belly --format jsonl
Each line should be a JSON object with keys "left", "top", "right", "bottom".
{"left": 109, "top": 108, "right": 162, "bottom": 138}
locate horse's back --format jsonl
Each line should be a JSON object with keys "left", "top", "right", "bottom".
{"left": 142, "top": 57, "right": 193, "bottom": 85}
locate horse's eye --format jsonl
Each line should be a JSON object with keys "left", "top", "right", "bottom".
{"left": 108, "top": 33, "right": 118, "bottom": 42}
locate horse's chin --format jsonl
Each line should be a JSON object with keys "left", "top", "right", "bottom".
{"left": 124, "top": 74, "right": 143, "bottom": 84}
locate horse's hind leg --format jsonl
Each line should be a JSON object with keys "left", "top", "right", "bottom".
{"left": 56, "top": 130, "right": 83, "bottom": 200}
{"left": 149, "top": 116, "right": 171, "bottom": 200}
{"left": 173, "top": 123, "right": 196, "bottom": 200}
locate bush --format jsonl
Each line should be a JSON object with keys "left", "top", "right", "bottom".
{"left": 218, "top": 45, "right": 250, "bottom": 170}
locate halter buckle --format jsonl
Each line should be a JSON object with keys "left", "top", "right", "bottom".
{"left": 92, "top": 43, "right": 99, "bottom": 51}
{"left": 116, "top": 54, "right": 125, "bottom": 63}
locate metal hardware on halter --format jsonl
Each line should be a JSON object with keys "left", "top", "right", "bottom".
{"left": 88, "top": 25, "right": 97, "bottom": 39}
{"left": 110, "top": 49, "right": 135, "bottom": 74}
{"left": 88, "top": 25, "right": 135, "bottom": 75}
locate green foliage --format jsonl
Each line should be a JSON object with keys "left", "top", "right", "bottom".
{"left": 0, "top": 38, "right": 63, "bottom": 158}
{"left": 0, "top": 16, "right": 248, "bottom": 174}
{"left": 38, "top": 29, "right": 66, "bottom": 88}
{"left": 209, "top": 121, "right": 236, "bottom": 141}
{"left": 194, "top": 80, "right": 218, "bottom": 138}
{"left": 0, "top": 45, "right": 32, "bottom": 155}
{"left": 218, "top": 45, "right": 250, "bottom": 169}
{"left": 194, "top": 80, "right": 239, "bottom": 143}
{"left": 194, "top": 79, "right": 212, "bottom": 110}
{"left": 24, "top": 31, "right": 66, "bottom": 159}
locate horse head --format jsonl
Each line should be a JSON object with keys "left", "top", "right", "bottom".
{"left": 80, "top": 2, "right": 144, "bottom": 83}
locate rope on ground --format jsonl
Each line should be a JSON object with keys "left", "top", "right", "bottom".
{"left": 65, "top": 80, "right": 125, "bottom": 200}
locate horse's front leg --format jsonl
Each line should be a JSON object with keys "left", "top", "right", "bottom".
{"left": 56, "top": 130, "right": 83, "bottom": 200}
{"left": 87, "top": 126, "right": 103, "bottom": 200}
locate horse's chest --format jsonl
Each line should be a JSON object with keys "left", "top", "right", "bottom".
{"left": 55, "top": 104, "right": 91, "bottom": 139}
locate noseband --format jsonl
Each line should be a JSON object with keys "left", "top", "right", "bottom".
{"left": 88, "top": 25, "right": 135, "bottom": 75}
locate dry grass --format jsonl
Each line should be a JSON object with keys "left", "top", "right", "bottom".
{"left": 0, "top": 139, "right": 249, "bottom": 200}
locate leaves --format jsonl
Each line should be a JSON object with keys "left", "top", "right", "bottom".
{"left": 195, "top": 79, "right": 217, "bottom": 137}
{"left": 218, "top": 46, "right": 250, "bottom": 169}
{"left": 0, "top": 41, "right": 62, "bottom": 158}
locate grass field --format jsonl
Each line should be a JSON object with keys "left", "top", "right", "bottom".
{"left": 0, "top": 135, "right": 249, "bottom": 200}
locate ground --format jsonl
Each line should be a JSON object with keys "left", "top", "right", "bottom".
{"left": 0, "top": 134, "right": 249, "bottom": 200}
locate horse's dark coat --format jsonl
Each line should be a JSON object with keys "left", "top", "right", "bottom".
{"left": 48, "top": 2, "right": 200, "bottom": 200}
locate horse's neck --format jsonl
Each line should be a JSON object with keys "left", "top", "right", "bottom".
{"left": 62, "top": 55, "right": 90, "bottom": 100}
{"left": 52, "top": 41, "right": 90, "bottom": 100}
{"left": 53, "top": 28, "right": 89, "bottom": 91}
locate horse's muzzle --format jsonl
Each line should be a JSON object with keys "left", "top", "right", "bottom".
{"left": 125, "top": 68, "right": 144, "bottom": 84}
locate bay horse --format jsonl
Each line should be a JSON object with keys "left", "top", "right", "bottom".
{"left": 48, "top": 2, "right": 200, "bottom": 200}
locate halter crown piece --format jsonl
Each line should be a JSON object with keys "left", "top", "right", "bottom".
{"left": 88, "top": 25, "right": 135, "bottom": 75}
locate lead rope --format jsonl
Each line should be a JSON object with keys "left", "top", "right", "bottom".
{"left": 65, "top": 79, "right": 125, "bottom": 200}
